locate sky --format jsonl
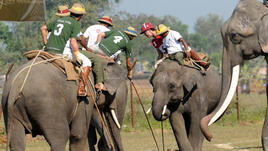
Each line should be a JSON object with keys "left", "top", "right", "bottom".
{"left": 114, "top": 0, "right": 256, "bottom": 32}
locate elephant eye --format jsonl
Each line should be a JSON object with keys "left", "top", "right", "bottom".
{"left": 230, "top": 33, "right": 242, "bottom": 44}
{"left": 168, "top": 83, "right": 176, "bottom": 91}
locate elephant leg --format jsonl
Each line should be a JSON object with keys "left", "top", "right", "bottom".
{"left": 9, "top": 119, "right": 26, "bottom": 151}
{"left": 42, "top": 121, "right": 69, "bottom": 151}
{"left": 69, "top": 101, "right": 93, "bottom": 151}
{"left": 91, "top": 109, "right": 111, "bottom": 151}
{"left": 88, "top": 125, "right": 97, "bottom": 151}
{"left": 169, "top": 111, "right": 193, "bottom": 151}
{"left": 105, "top": 111, "right": 124, "bottom": 151}
{"left": 69, "top": 137, "right": 89, "bottom": 151}
{"left": 187, "top": 112, "right": 204, "bottom": 151}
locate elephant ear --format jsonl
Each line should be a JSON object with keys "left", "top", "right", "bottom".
{"left": 104, "top": 63, "right": 125, "bottom": 95}
{"left": 258, "top": 15, "right": 268, "bottom": 53}
{"left": 182, "top": 74, "right": 197, "bottom": 93}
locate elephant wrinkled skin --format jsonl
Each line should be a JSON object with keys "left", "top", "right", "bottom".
{"left": 150, "top": 60, "right": 221, "bottom": 151}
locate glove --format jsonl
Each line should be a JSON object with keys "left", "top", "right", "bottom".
{"left": 154, "top": 59, "right": 164, "bottom": 69}
{"left": 127, "top": 70, "right": 133, "bottom": 80}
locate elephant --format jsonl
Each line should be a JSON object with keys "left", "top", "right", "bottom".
{"left": 150, "top": 60, "right": 221, "bottom": 151}
{"left": 87, "top": 63, "right": 128, "bottom": 151}
{"left": 2, "top": 57, "right": 127, "bottom": 151}
{"left": 2, "top": 57, "right": 94, "bottom": 151}
{"left": 200, "top": 0, "right": 268, "bottom": 150}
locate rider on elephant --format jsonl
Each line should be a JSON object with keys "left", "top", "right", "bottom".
{"left": 80, "top": 16, "right": 113, "bottom": 51}
{"left": 79, "top": 16, "right": 114, "bottom": 92}
{"left": 41, "top": 3, "right": 93, "bottom": 96}
{"left": 140, "top": 22, "right": 168, "bottom": 68}
{"left": 156, "top": 24, "right": 210, "bottom": 69}
{"left": 85, "top": 26, "right": 138, "bottom": 84}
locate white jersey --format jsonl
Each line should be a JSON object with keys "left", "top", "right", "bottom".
{"left": 162, "top": 30, "right": 191, "bottom": 54}
{"left": 83, "top": 24, "right": 110, "bottom": 47}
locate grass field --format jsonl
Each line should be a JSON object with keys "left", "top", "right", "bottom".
{"left": 0, "top": 91, "right": 266, "bottom": 151}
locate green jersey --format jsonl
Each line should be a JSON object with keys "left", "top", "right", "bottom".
{"left": 46, "top": 16, "right": 81, "bottom": 53}
{"left": 99, "top": 30, "right": 132, "bottom": 58}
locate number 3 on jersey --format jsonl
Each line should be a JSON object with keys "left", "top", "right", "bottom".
{"left": 54, "top": 24, "right": 64, "bottom": 36}
{"left": 113, "top": 36, "right": 123, "bottom": 44}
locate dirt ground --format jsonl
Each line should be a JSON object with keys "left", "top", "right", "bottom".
{"left": 0, "top": 80, "right": 266, "bottom": 151}
{"left": 0, "top": 122, "right": 263, "bottom": 151}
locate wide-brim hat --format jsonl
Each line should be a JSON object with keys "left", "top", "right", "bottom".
{"left": 69, "top": 3, "right": 86, "bottom": 15}
{"left": 124, "top": 26, "right": 137, "bottom": 37}
{"left": 98, "top": 16, "right": 113, "bottom": 26}
{"left": 55, "top": 5, "right": 70, "bottom": 17}
{"left": 156, "top": 24, "right": 170, "bottom": 36}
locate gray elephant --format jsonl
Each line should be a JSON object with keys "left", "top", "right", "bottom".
{"left": 200, "top": 0, "right": 268, "bottom": 150}
{"left": 2, "top": 58, "right": 94, "bottom": 151}
{"left": 88, "top": 63, "right": 128, "bottom": 151}
{"left": 150, "top": 60, "right": 221, "bottom": 151}
{"left": 2, "top": 58, "right": 127, "bottom": 151}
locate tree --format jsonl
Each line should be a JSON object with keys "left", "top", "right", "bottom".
{"left": 194, "top": 13, "right": 224, "bottom": 54}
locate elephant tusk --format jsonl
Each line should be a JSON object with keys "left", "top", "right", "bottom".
{"left": 146, "top": 106, "right": 152, "bottom": 114}
{"left": 162, "top": 105, "right": 167, "bottom": 116}
{"left": 209, "top": 65, "right": 240, "bottom": 126}
{"left": 111, "top": 109, "right": 121, "bottom": 129}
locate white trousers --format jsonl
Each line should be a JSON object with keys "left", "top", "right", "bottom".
{"left": 63, "top": 48, "right": 92, "bottom": 67}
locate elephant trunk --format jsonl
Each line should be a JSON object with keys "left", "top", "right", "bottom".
{"left": 200, "top": 46, "right": 240, "bottom": 141}
{"left": 152, "top": 90, "right": 169, "bottom": 121}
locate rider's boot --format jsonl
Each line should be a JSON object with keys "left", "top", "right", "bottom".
{"left": 78, "top": 66, "right": 91, "bottom": 96}
{"left": 190, "top": 50, "right": 210, "bottom": 69}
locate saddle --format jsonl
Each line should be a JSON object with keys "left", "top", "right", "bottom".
{"left": 24, "top": 50, "right": 79, "bottom": 81}
{"left": 183, "top": 52, "right": 210, "bottom": 71}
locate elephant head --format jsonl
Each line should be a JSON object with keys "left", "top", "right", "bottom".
{"left": 150, "top": 61, "right": 197, "bottom": 121}
{"left": 201, "top": 0, "right": 268, "bottom": 141}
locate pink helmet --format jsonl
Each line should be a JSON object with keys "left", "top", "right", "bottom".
{"left": 140, "top": 22, "right": 155, "bottom": 34}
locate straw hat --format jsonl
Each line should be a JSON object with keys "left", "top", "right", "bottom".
{"left": 98, "top": 16, "right": 113, "bottom": 26}
{"left": 55, "top": 5, "right": 70, "bottom": 17}
{"left": 69, "top": 3, "right": 86, "bottom": 15}
{"left": 124, "top": 26, "right": 137, "bottom": 37}
{"left": 156, "top": 24, "right": 170, "bottom": 36}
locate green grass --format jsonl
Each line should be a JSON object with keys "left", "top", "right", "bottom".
{"left": 0, "top": 93, "right": 266, "bottom": 151}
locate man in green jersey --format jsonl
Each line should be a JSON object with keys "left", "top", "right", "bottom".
{"left": 88, "top": 26, "right": 137, "bottom": 86}
{"left": 41, "top": 3, "right": 93, "bottom": 96}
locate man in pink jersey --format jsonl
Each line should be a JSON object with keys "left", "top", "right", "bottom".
{"left": 140, "top": 22, "right": 167, "bottom": 68}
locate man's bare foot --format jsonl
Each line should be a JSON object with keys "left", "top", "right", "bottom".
{"left": 95, "top": 83, "right": 107, "bottom": 91}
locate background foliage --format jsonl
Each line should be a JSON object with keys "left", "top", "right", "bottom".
{"left": 0, "top": 0, "right": 265, "bottom": 79}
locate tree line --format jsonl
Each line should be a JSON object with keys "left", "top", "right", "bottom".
{"left": 0, "top": 0, "right": 264, "bottom": 79}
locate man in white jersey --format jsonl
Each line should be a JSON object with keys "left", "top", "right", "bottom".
{"left": 80, "top": 16, "right": 113, "bottom": 52}
{"left": 156, "top": 24, "right": 210, "bottom": 69}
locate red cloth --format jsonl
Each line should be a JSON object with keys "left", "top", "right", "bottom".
{"left": 151, "top": 36, "right": 163, "bottom": 49}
